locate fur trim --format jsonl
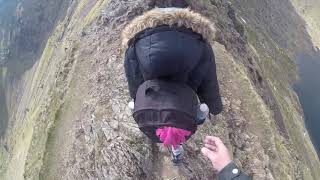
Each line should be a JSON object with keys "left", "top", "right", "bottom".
{"left": 121, "top": 8, "right": 216, "bottom": 49}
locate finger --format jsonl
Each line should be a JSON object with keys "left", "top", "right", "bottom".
{"left": 204, "top": 143, "right": 217, "bottom": 152}
{"left": 204, "top": 136, "right": 213, "bottom": 144}
{"left": 205, "top": 136, "right": 223, "bottom": 146}
{"left": 201, "top": 147, "right": 217, "bottom": 161}
{"left": 205, "top": 136, "right": 222, "bottom": 143}
{"left": 204, "top": 138, "right": 216, "bottom": 146}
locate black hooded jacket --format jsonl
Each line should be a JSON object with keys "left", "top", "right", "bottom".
{"left": 122, "top": 8, "right": 223, "bottom": 115}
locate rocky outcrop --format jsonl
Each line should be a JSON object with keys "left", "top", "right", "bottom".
{"left": 0, "top": 0, "right": 319, "bottom": 179}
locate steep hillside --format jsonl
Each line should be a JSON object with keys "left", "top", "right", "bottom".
{"left": 0, "top": 0, "right": 16, "bottom": 137}
{"left": 0, "top": 0, "right": 319, "bottom": 179}
{"left": 290, "top": 0, "right": 320, "bottom": 49}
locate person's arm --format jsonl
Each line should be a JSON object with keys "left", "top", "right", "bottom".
{"left": 124, "top": 45, "right": 144, "bottom": 100}
{"left": 197, "top": 43, "right": 223, "bottom": 115}
{"left": 217, "top": 161, "right": 251, "bottom": 180}
{"left": 201, "top": 136, "right": 251, "bottom": 180}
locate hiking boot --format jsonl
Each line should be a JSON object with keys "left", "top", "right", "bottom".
{"left": 168, "top": 145, "right": 184, "bottom": 166}
{"left": 171, "top": 151, "right": 183, "bottom": 166}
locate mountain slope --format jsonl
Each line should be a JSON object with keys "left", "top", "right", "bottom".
{"left": 290, "top": 0, "right": 320, "bottom": 49}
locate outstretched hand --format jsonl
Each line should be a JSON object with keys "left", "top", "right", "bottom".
{"left": 201, "top": 136, "right": 232, "bottom": 172}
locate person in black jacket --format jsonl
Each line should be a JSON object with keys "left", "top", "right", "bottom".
{"left": 122, "top": 7, "right": 224, "bottom": 165}
{"left": 122, "top": 7, "right": 223, "bottom": 115}
{"left": 122, "top": 7, "right": 250, "bottom": 178}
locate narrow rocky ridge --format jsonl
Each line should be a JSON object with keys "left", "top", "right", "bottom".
{"left": 0, "top": 0, "right": 319, "bottom": 179}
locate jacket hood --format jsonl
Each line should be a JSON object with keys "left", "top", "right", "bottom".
{"left": 121, "top": 8, "right": 216, "bottom": 49}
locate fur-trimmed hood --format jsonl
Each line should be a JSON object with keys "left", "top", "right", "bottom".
{"left": 121, "top": 8, "right": 216, "bottom": 49}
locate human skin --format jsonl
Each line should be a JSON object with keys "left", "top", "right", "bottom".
{"left": 201, "top": 136, "right": 232, "bottom": 172}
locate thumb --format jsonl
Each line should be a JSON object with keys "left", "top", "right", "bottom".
{"left": 201, "top": 147, "right": 216, "bottom": 162}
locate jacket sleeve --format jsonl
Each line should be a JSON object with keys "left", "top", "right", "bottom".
{"left": 217, "top": 162, "right": 251, "bottom": 180}
{"left": 124, "top": 45, "right": 144, "bottom": 100}
{"left": 197, "top": 43, "right": 223, "bottom": 115}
